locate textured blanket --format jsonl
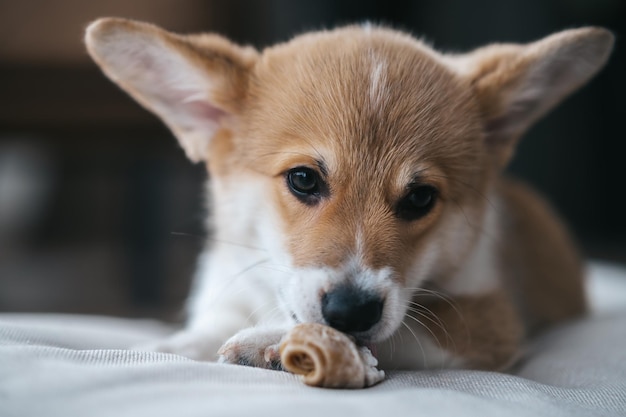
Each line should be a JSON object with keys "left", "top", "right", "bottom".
{"left": 1, "top": 262, "right": 625, "bottom": 417}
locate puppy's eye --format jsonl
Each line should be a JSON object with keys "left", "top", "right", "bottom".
{"left": 286, "top": 167, "right": 325, "bottom": 204}
{"left": 396, "top": 185, "right": 438, "bottom": 221}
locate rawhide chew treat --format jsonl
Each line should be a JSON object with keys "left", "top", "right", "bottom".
{"left": 279, "top": 323, "right": 385, "bottom": 388}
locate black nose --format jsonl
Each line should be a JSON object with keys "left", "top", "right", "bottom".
{"left": 321, "top": 286, "right": 384, "bottom": 333}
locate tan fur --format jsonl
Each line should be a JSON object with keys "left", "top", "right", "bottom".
{"left": 497, "top": 178, "right": 587, "bottom": 333}
{"left": 207, "top": 128, "right": 238, "bottom": 175}
{"left": 85, "top": 19, "right": 613, "bottom": 371}
{"left": 419, "top": 289, "right": 524, "bottom": 370}
{"left": 240, "top": 27, "right": 486, "bottom": 278}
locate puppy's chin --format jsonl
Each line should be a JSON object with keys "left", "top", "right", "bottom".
{"left": 352, "top": 322, "right": 399, "bottom": 346}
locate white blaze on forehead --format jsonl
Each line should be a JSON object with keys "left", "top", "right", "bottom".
{"left": 369, "top": 53, "right": 387, "bottom": 110}
{"left": 355, "top": 225, "right": 365, "bottom": 261}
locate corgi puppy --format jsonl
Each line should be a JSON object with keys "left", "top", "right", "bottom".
{"left": 85, "top": 18, "right": 613, "bottom": 371}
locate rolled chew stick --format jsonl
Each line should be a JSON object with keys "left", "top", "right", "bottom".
{"left": 279, "top": 323, "right": 385, "bottom": 388}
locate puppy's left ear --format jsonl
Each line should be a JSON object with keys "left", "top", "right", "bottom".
{"left": 85, "top": 18, "right": 259, "bottom": 163}
{"left": 448, "top": 27, "right": 614, "bottom": 167}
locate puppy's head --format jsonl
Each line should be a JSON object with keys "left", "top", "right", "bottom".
{"left": 86, "top": 20, "right": 612, "bottom": 343}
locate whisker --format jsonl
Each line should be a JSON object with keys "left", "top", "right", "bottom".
{"left": 231, "top": 258, "right": 272, "bottom": 279}
{"left": 258, "top": 264, "right": 295, "bottom": 274}
{"left": 405, "top": 287, "right": 458, "bottom": 307}
{"left": 209, "top": 239, "right": 268, "bottom": 251}
{"left": 255, "top": 150, "right": 321, "bottom": 160}
{"left": 170, "top": 231, "right": 204, "bottom": 240}
{"left": 404, "top": 312, "right": 446, "bottom": 354}
{"left": 170, "top": 230, "right": 270, "bottom": 252}
{"left": 387, "top": 331, "right": 396, "bottom": 363}
{"left": 243, "top": 148, "right": 325, "bottom": 175}
{"left": 407, "top": 287, "right": 471, "bottom": 349}
{"left": 248, "top": 303, "right": 285, "bottom": 325}
{"left": 406, "top": 305, "right": 446, "bottom": 334}
{"left": 404, "top": 286, "right": 457, "bottom": 306}
{"left": 267, "top": 306, "right": 288, "bottom": 324}
{"left": 210, "top": 239, "right": 268, "bottom": 252}
{"left": 401, "top": 320, "right": 426, "bottom": 366}
{"left": 405, "top": 286, "right": 470, "bottom": 345}
{"left": 187, "top": 258, "right": 272, "bottom": 316}
{"left": 298, "top": 136, "right": 326, "bottom": 164}
{"left": 406, "top": 305, "right": 455, "bottom": 354}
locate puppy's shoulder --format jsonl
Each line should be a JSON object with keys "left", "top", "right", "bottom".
{"left": 494, "top": 177, "right": 586, "bottom": 331}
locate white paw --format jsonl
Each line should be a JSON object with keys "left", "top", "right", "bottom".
{"left": 217, "top": 327, "right": 287, "bottom": 370}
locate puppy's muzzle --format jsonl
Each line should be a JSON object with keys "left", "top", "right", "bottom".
{"left": 321, "top": 285, "right": 384, "bottom": 334}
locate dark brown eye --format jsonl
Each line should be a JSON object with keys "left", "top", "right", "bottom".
{"left": 286, "top": 167, "right": 326, "bottom": 204}
{"left": 396, "top": 185, "right": 437, "bottom": 221}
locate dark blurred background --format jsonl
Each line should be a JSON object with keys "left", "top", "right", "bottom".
{"left": 0, "top": 0, "right": 624, "bottom": 320}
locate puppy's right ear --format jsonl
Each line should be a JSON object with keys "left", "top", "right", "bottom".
{"left": 85, "top": 18, "right": 258, "bottom": 162}
{"left": 446, "top": 27, "right": 613, "bottom": 168}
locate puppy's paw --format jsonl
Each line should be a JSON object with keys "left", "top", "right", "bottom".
{"left": 134, "top": 331, "right": 224, "bottom": 361}
{"left": 217, "top": 327, "right": 287, "bottom": 370}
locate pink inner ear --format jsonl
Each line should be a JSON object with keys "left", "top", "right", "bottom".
{"left": 130, "top": 46, "right": 228, "bottom": 129}
{"left": 141, "top": 55, "right": 232, "bottom": 162}
{"left": 190, "top": 100, "right": 227, "bottom": 124}
{"left": 151, "top": 79, "right": 228, "bottom": 134}
{"left": 484, "top": 98, "right": 536, "bottom": 145}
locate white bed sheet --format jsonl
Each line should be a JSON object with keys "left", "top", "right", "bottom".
{"left": 1, "top": 262, "right": 625, "bottom": 417}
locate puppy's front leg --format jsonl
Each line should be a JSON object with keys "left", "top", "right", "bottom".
{"left": 139, "top": 244, "right": 291, "bottom": 361}
{"left": 138, "top": 309, "right": 257, "bottom": 361}
{"left": 217, "top": 326, "right": 291, "bottom": 370}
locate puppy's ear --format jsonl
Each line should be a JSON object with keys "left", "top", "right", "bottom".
{"left": 85, "top": 18, "right": 258, "bottom": 162}
{"left": 448, "top": 27, "right": 614, "bottom": 167}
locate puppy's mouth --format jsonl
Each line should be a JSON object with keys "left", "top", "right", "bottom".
{"left": 290, "top": 309, "right": 383, "bottom": 353}
{"left": 345, "top": 334, "right": 380, "bottom": 360}
{"left": 290, "top": 310, "right": 378, "bottom": 335}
